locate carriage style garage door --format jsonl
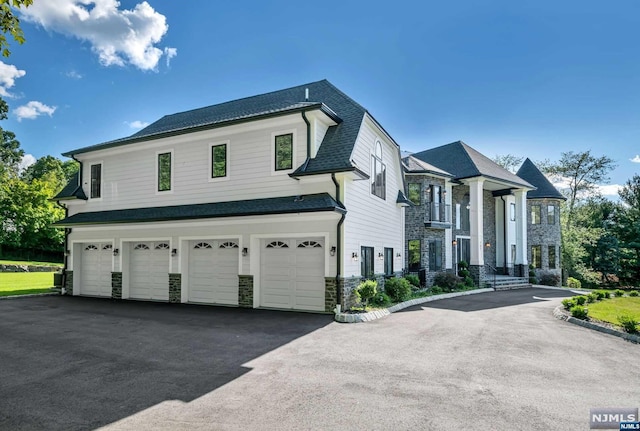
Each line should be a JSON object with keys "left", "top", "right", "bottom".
{"left": 188, "top": 240, "right": 239, "bottom": 305}
{"left": 80, "top": 243, "right": 112, "bottom": 297}
{"left": 260, "top": 238, "right": 325, "bottom": 312}
{"left": 129, "top": 242, "right": 170, "bottom": 301}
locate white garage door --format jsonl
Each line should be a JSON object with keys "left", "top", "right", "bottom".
{"left": 80, "top": 243, "right": 112, "bottom": 297}
{"left": 261, "top": 238, "right": 325, "bottom": 312}
{"left": 129, "top": 242, "right": 170, "bottom": 301}
{"left": 188, "top": 240, "right": 239, "bottom": 305}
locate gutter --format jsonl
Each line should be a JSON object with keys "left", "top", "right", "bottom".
{"left": 331, "top": 173, "right": 346, "bottom": 309}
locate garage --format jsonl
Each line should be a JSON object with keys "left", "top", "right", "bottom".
{"left": 260, "top": 238, "right": 325, "bottom": 312}
{"left": 188, "top": 240, "right": 239, "bottom": 305}
{"left": 129, "top": 242, "right": 170, "bottom": 301}
{"left": 80, "top": 243, "right": 113, "bottom": 297}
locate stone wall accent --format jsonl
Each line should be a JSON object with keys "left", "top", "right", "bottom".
{"left": 169, "top": 273, "right": 181, "bottom": 303}
{"left": 111, "top": 272, "right": 122, "bottom": 299}
{"left": 340, "top": 276, "right": 362, "bottom": 311}
{"left": 527, "top": 198, "right": 563, "bottom": 284}
{"left": 0, "top": 264, "right": 61, "bottom": 273}
{"left": 469, "top": 264, "right": 486, "bottom": 287}
{"left": 238, "top": 275, "right": 253, "bottom": 308}
{"left": 64, "top": 270, "right": 73, "bottom": 295}
{"left": 324, "top": 278, "right": 338, "bottom": 312}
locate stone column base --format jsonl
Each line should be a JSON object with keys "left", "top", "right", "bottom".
{"left": 238, "top": 275, "right": 253, "bottom": 308}
{"left": 469, "top": 265, "right": 486, "bottom": 287}
{"left": 169, "top": 273, "right": 181, "bottom": 303}
{"left": 111, "top": 272, "right": 122, "bottom": 299}
{"left": 64, "top": 270, "right": 73, "bottom": 295}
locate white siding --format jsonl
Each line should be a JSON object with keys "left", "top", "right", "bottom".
{"left": 73, "top": 114, "right": 333, "bottom": 213}
{"left": 342, "top": 115, "right": 405, "bottom": 277}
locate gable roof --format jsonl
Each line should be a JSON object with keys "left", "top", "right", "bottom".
{"left": 62, "top": 79, "right": 370, "bottom": 176}
{"left": 402, "top": 155, "right": 453, "bottom": 177}
{"left": 51, "top": 172, "right": 87, "bottom": 201}
{"left": 53, "top": 193, "right": 345, "bottom": 227}
{"left": 516, "top": 158, "right": 566, "bottom": 200}
{"left": 411, "top": 141, "right": 533, "bottom": 188}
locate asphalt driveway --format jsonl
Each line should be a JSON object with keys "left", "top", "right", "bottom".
{"left": 1, "top": 288, "right": 638, "bottom": 430}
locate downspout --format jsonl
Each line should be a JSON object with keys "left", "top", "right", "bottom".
{"left": 299, "top": 111, "right": 311, "bottom": 172}
{"left": 332, "top": 173, "right": 345, "bottom": 309}
{"left": 500, "top": 196, "right": 507, "bottom": 275}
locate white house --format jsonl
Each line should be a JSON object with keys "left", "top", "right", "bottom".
{"left": 53, "top": 80, "right": 408, "bottom": 312}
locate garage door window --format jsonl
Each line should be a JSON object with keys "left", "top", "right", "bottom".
{"left": 194, "top": 242, "right": 212, "bottom": 249}
{"left": 266, "top": 241, "right": 289, "bottom": 248}
{"left": 134, "top": 243, "right": 150, "bottom": 250}
{"left": 220, "top": 241, "right": 239, "bottom": 248}
{"left": 155, "top": 243, "right": 170, "bottom": 250}
{"left": 297, "top": 241, "right": 322, "bottom": 248}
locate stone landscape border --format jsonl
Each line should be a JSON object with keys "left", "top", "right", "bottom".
{"left": 334, "top": 288, "right": 494, "bottom": 323}
{"left": 553, "top": 305, "right": 640, "bottom": 344}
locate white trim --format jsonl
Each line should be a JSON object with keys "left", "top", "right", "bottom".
{"left": 87, "top": 161, "right": 103, "bottom": 201}
{"left": 208, "top": 140, "right": 230, "bottom": 183}
{"left": 270, "top": 129, "right": 297, "bottom": 176}
{"left": 155, "top": 149, "right": 174, "bottom": 195}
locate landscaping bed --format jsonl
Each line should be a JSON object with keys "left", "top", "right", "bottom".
{"left": 559, "top": 289, "right": 640, "bottom": 335}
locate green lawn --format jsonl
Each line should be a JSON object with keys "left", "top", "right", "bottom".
{"left": 0, "top": 260, "right": 63, "bottom": 267}
{"left": 0, "top": 272, "right": 56, "bottom": 296}
{"left": 588, "top": 297, "right": 640, "bottom": 325}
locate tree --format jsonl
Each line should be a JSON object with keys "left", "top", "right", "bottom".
{"left": 0, "top": 127, "right": 23, "bottom": 176}
{"left": 493, "top": 154, "right": 524, "bottom": 173}
{"left": 21, "top": 155, "right": 78, "bottom": 191}
{"left": 0, "top": 0, "right": 34, "bottom": 57}
{"left": 619, "top": 174, "right": 640, "bottom": 209}
{"left": 544, "top": 150, "right": 616, "bottom": 229}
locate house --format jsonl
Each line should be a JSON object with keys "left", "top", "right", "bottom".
{"left": 403, "top": 141, "right": 543, "bottom": 286}
{"left": 516, "top": 158, "right": 566, "bottom": 284}
{"left": 52, "top": 80, "right": 408, "bottom": 313}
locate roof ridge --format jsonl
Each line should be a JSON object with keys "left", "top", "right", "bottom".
{"left": 457, "top": 141, "right": 481, "bottom": 177}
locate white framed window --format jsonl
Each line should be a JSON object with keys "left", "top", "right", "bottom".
{"left": 371, "top": 140, "right": 386, "bottom": 200}
{"left": 209, "top": 141, "right": 230, "bottom": 182}
{"left": 271, "top": 129, "right": 296, "bottom": 175}
{"left": 89, "top": 162, "right": 102, "bottom": 200}
{"left": 156, "top": 150, "right": 174, "bottom": 194}
{"left": 510, "top": 202, "right": 516, "bottom": 221}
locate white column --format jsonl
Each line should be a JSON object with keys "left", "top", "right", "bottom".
{"left": 469, "top": 179, "right": 485, "bottom": 266}
{"left": 444, "top": 181, "right": 453, "bottom": 269}
{"left": 515, "top": 189, "right": 528, "bottom": 266}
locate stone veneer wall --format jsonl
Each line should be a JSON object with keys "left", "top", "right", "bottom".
{"left": 324, "top": 278, "right": 338, "bottom": 312}
{"left": 111, "top": 272, "right": 122, "bottom": 299}
{"left": 469, "top": 265, "right": 486, "bottom": 287}
{"left": 339, "top": 276, "right": 362, "bottom": 311}
{"left": 64, "top": 270, "right": 73, "bottom": 295}
{"left": 169, "top": 273, "right": 181, "bottom": 303}
{"left": 238, "top": 275, "right": 253, "bottom": 308}
{"left": 527, "top": 198, "right": 563, "bottom": 285}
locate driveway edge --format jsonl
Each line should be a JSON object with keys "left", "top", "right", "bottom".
{"left": 553, "top": 305, "right": 640, "bottom": 344}
{"left": 334, "top": 288, "right": 494, "bottom": 323}
{"left": 0, "top": 292, "right": 60, "bottom": 300}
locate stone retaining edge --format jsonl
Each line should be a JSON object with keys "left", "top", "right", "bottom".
{"left": 553, "top": 305, "right": 640, "bottom": 344}
{"left": 0, "top": 292, "right": 60, "bottom": 300}
{"left": 334, "top": 288, "right": 494, "bottom": 323}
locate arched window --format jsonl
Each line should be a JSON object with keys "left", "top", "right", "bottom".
{"left": 194, "top": 242, "right": 213, "bottom": 249}
{"left": 220, "top": 242, "right": 239, "bottom": 249}
{"left": 297, "top": 241, "right": 322, "bottom": 248}
{"left": 371, "top": 140, "right": 386, "bottom": 199}
{"left": 84, "top": 244, "right": 98, "bottom": 251}
{"left": 102, "top": 244, "right": 113, "bottom": 250}
{"left": 266, "top": 241, "right": 289, "bottom": 248}
{"left": 155, "top": 243, "right": 170, "bottom": 250}
{"left": 134, "top": 243, "right": 150, "bottom": 250}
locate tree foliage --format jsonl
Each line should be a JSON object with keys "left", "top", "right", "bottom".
{"left": 0, "top": 127, "right": 24, "bottom": 176}
{"left": 493, "top": 154, "right": 524, "bottom": 173}
{"left": 0, "top": 0, "right": 34, "bottom": 57}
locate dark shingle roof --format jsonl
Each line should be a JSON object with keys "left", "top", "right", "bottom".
{"left": 51, "top": 172, "right": 87, "bottom": 201}
{"left": 411, "top": 141, "right": 533, "bottom": 188}
{"left": 52, "top": 193, "right": 345, "bottom": 227}
{"left": 62, "top": 80, "right": 369, "bottom": 175}
{"left": 516, "top": 158, "right": 566, "bottom": 200}
{"left": 402, "top": 155, "right": 453, "bottom": 177}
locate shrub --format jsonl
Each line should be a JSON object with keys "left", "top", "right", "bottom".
{"left": 586, "top": 293, "right": 598, "bottom": 303}
{"left": 595, "top": 290, "right": 608, "bottom": 300}
{"left": 618, "top": 315, "right": 639, "bottom": 334}
{"left": 384, "top": 277, "right": 412, "bottom": 303}
{"left": 570, "top": 305, "right": 588, "bottom": 319}
{"left": 355, "top": 280, "right": 377, "bottom": 306}
{"left": 539, "top": 272, "right": 561, "bottom": 287}
{"left": 528, "top": 264, "right": 538, "bottom": 284}
{"left": 614, "top": 289, "right": 625, "bottom": 297}
{"left": 369, "top": 292, "right": 391, "bottom": 307}
{"left": 464, "top": 276, "right": 474, "bottom": 287}
{"left": 430, "top": 285, "right": 443, "bottom": 295}
{"left": 458, "top": 260, "right": 469, "bottom": 270}
{"left": 567, "top": 277, "right": 582, "bottom": 289}
{"left": 561, "top": 298, "right": 575, "bottom": 310}
{"left": 574, "top": 295, "right": 587, "bottom": 306}
{"left": 433, "top": 272, "right": 462, "bottom": 292}
{"left": 405, "top": 274, "right": 421, "bottom": 289}
{"left": 629, "top": 290, "right": 639, "bottom": 297}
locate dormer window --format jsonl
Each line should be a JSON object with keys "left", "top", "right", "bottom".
{"left": 371, "top": 140, "right": 386, "bottom": 200}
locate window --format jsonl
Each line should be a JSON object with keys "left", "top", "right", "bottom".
{"left": 90, "top": 163, "right": 101, "bottom": 199}
{"left": 275, "top": 133, "right": 293, "bottom": 171}
{"left": 361, "top": 246, "right": 374, "bottom": 278}
{"left": 408, "top": 240, "right": 421, "bottom": 271}
{"left": 531, "top": 245, "right": 542, "bottom": 269}
{"left": 461, "top": 195, "right": 470, "bottom": 231}
{"left": 408, "top": 183, "right": 421, "bottom": 205}
{"left": 531, "top": 205, "right": 541, "bottom": 224}
{"left": 384, "top": 247, "right": 393, "bottom": 275}
{"left": 371, "top": 141, "right": 386, "bottom": 199}
{"left": 211, "top": 144, "right": 227, "bottom": 178}
{"left": 510, "top": 203, "right": 516, "bottom": 221}
{"left": 547, "top": 205, "right": 556, "bottom": 225}
{"left": 428, "top": 240, "right": 442, "bottom": 272}
{"left": 548, "top": 245, "right": 556, "bottom": 269}
{"left": 511, "top": 244, "right": 516, "bottom": 265}
{"left": 157, "top": 152, "right": 172, "bottom": 192}
{"left": 430, "top": 185, "right": 442, "bottom": 221}
{"left": 455, "top": 204, "right": 461, "bottom": 229}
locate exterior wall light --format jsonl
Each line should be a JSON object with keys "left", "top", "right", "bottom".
{"left": 242, "top": 247, "right": 248, "bottom": 257}
{"left": 378, "top": 252, "right": 384, "bottom": 260}
{"left": 351, "top": 252, "right": 358, "bottom": 261}
{"left": 330, "top": 246, "right": 336, "bottom": 256}
{"left": 113, "top": 248, "right": 119, "bottom": 257}
{"left": 171, "top": 248, "right": 177, "bottom": 257}
{"left": 485, "top": 242, "right": 491, "bottom": 248}
{"left": 396, "top": 252, "right": 401, "bottom": 258}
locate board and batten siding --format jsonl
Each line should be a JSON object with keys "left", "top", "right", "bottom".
{"left": 71, "top": 114, "right": 333, "bottom": 214}
{"left": 342, "top": 115, "right": 405, "bottom": 278}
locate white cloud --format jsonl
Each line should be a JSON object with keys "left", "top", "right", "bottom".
{"left": 0, "top": 61, "right": 26, "bottom": 97}
{"left": 164, "top": 46, "right": 177, "bottom": 67}
{"left": 598, "top": 184, "right": 622, "bottom": 197}
{"left": 65, "top": 70, "right": 83, "bottom": 79}
{"left": 21, "top": 1, "right": 174, "bottom": 71}
{"left": 631, "top": 155, "right": 640, "bottom": 163}
{"left": 14, "top": 101, "right": 57, "bottom": 121}
{"left": 18, "top": 154, "right": 36, "bottom": 172}
{"left": 126, "top": 120, "right": 149, "bottom": 129}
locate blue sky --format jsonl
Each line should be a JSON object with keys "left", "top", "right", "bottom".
{"left": 3, "top": 0, "right": 639, "bottom": 196}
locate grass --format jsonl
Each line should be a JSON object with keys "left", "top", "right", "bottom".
{"left": 587, "top": 297, "right": 640, "bottom": 326}
{"left": 0, "top": 272, "right": 56, "bottom": 296}
{"left": 0, "top": 260, "right": 63, "bottom": 267}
